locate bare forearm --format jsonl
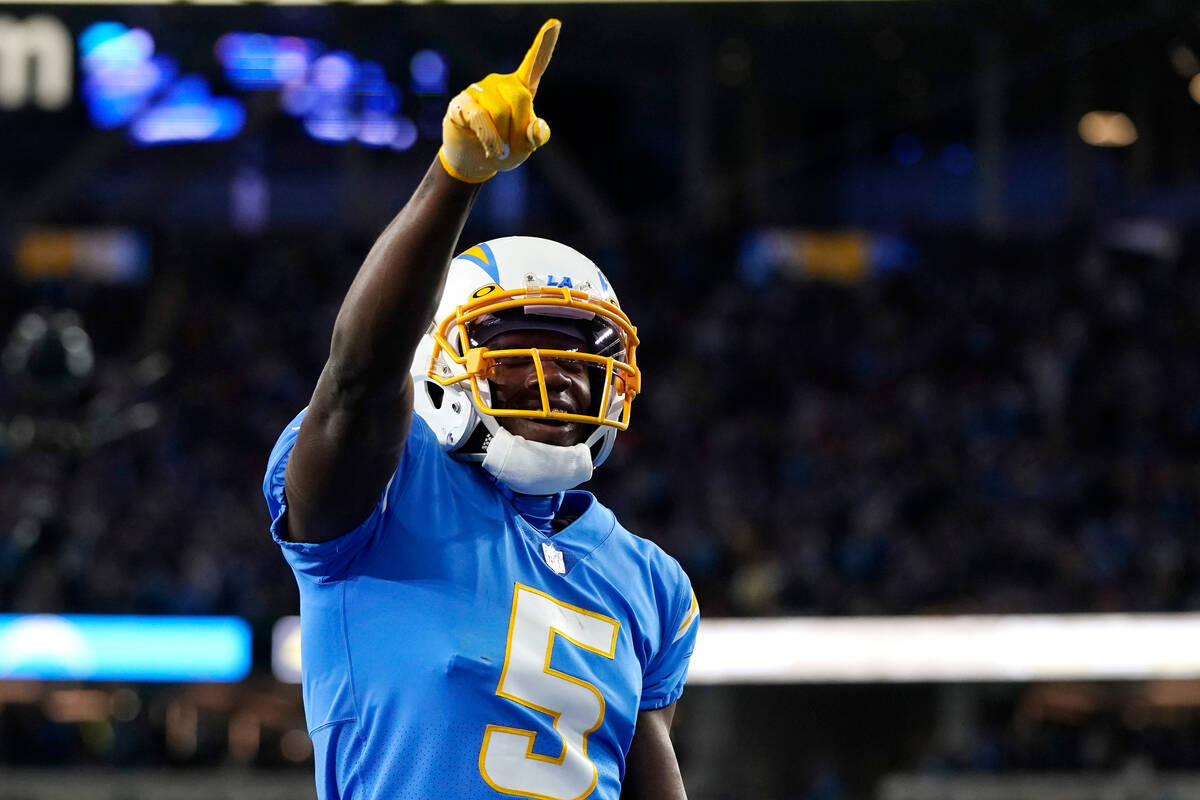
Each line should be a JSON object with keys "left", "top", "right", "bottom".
{"left": 624, "top": 705, "right": 687, "bottom": 800}
{"left": 628, "top": 766, "right": 687, "bottom": 800}
{"left": 328, "top": 159, "right": 481, "bottom": 388}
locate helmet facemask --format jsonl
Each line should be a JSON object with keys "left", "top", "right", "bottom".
{"left": 426, "top": 283, "right": 641, "bottom": 455}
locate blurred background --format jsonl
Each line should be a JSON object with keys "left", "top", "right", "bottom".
{"left": 3, "top": 0, "right": 1200, "bottom": 797}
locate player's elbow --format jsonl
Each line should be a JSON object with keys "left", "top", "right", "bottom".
{"left": 320, "top": 354, "right": 411, "bottom": 410}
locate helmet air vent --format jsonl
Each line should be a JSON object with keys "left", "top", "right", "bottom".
{"left": 425, "top": 382, "right": 445, "bottom": 409}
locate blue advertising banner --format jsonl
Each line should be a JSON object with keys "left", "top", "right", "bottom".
{"left": 0, "top": 615, "right": 251, "bottom": 682}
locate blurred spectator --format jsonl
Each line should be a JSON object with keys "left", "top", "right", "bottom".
{"left": 2, "top": 226, "right": 1200, "bottom": 627}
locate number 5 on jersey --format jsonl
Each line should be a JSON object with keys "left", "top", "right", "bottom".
{"left": 479, "top": 584, "right": 620, "bottom": 800}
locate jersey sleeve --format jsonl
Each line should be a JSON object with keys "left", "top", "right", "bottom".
{"left": 640, "top": 571, "right": 700, "bottom": 711}
{"left": 262, "top": 409, "right": 430, "bottom": 583}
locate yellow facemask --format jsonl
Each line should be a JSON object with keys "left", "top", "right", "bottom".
{"left": 427, "top": 284, "right": 641, "bottom": 430}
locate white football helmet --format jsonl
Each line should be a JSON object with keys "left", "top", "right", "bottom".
{"left": 410, "top": 236, "right": 641, "bottom": 468}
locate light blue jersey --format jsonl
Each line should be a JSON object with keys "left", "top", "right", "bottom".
{"left": 264, "top": 410, "right": 698, "bottom": 800}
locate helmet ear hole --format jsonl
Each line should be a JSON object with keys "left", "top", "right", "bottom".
{"left": 425, "top": 383, "right": 445, "bottom": 410}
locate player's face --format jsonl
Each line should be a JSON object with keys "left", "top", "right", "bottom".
{"left": 486, "top": 330, "right": 594, "bottom": 447}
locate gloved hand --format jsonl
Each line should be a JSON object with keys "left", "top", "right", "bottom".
{"left": 438, "top": 19, "right": 560, "bottom": 184}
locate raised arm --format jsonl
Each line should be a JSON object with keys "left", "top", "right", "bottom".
{"left": 283, "top": 20, "right": 561, "bottom": 544}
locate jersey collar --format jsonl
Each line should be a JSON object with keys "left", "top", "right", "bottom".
{"left": 505, "top": 490, "right": 616, "bottom": 575}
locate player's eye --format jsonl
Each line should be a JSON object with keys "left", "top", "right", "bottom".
{"left": 490, "top": 355, "right": 533, "bottom": 370}
{"left": 548, "top": 355, "right": 589, "bottom": 374}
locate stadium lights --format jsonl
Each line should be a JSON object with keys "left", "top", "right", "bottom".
{"left": 0, "top": 615, "right": 251, "bottom": 682}
{"left": 270, "top": 613, "right": 1200, "bottom": 685}
{"left": 1189, "top": 74, "right": 1200, "bottom": 105}
{"left": 689, "top": 614, "right": 1200, "bottom": 683}
{"left": 1077, "top": 110, "right": 1138, "bottom": 147}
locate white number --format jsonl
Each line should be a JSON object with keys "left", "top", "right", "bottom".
{"left": 479, "top": 584, "right": 620, "bottom": 800}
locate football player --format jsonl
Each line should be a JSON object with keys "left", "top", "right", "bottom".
{"left": 264, "top": 20, "right": 697, "bottom": 800}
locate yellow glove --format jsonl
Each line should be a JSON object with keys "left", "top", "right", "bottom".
{"left": 438, "top": 19, "right": 560, "bottom": 184}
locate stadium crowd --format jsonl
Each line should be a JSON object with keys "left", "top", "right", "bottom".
{"left": 2, "top": 222, "right": 1200, "bottom": 785}
{"left": 628, "top": 228, "right": 1200, "bottom": 620}
{"left": 2, "top": 225, "right": 1199, "bottom": 625}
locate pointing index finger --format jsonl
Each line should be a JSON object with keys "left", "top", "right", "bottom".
{"left": 516, "top": 18, "right": 560, "bottom": 97}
